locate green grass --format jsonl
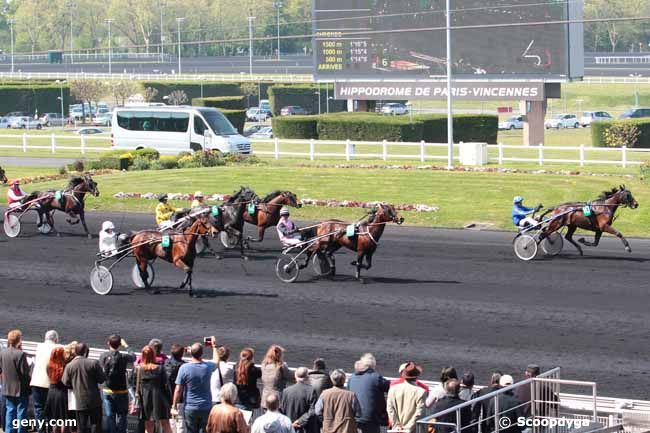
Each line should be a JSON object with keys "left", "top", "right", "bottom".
{"left": 0, "top": 130, "right": 111, "bottom": 158}
{"left": 0, "top": 165, "right": 61, "bottom": 180}
{"left": 4, "top": 165, "right": 649, "bottom": 237}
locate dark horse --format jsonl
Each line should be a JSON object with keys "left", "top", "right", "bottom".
{"left": 131, "top": 212, "right": 215, "bottom": 296}
{"left": 0, "top": 166, "right": 7, "bottom": 184}
{"left": 308, "top": 204, "right": 404, "bottom": 281}
{"left": 243, "top": 190, "right": 301, "bottom": 243}
{"left": 543, "top": 185, "right": 639, "bottom": 256}
{"left": 34, "top": 174, "right": 99, "bottom": 238}
{"left": 218, "top": 186, "right": 259, "bottom": 259}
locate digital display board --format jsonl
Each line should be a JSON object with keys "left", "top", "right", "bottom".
{"left": 313, "top": 0, "right": 583, "bottom": 80}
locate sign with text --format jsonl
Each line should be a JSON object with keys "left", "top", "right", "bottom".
{"left": 335, "top": 82, "right": 546, "bottom": 101}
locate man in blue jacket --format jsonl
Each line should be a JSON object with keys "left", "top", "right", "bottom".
{"left": 512, "top": 196, "right": 542, "bottom": 229}
{"left": 346, "top": 353, "right": 390, "bottom": 433}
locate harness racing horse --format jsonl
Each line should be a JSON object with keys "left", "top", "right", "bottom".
{"left": 310, "top": 203, "right": 404, "bottom": 282}
{"left": 131, "top": 213, "right": 214, "bottom": 296}
{"left": 543, "top": 185, "right": 639, "bottom": 256}
{"left": 220, "top": 186, "right": 260, "bottom": 259}
{"left": 34, "top": 175, "right": 99, "bottom": 238}
{"left": 0, "top": 167, "right": 7, "bottom": 184}
{"left": 243, "top": 190, "right": 301, "bottom": 243}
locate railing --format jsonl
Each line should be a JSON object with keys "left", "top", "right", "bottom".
{"left": 594, "top": 56, "right": 650, "bottom": 65}
{"left": 0, "top": 71, "right": 313, "bottom": 82}
{"left": 583, "top": 76, "right": 650, "bottom": 84}
{"left": 0, "top": 133, "right": 110, "bottom": 155}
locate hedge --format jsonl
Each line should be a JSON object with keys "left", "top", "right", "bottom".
{"left": 218, "top": 109, "right": 246, "bottom": 134}
{"left": 272, "top": 116, "right": 319, "bottom": 139}
{"left": 0, "top": 85, "right": 71, "bottom": 115}
{"left": 414, "top": 114, "right": 498, "bottom": 144}
{"left": 317, "top": 113, "right": 423, "bottom": 142}
{"left": 268, "top": 84, "right": 346, "bottom": 116}
{"left": 192, "top": 96, "right": 246, "bottom": 110}
{"left": 592, "top": 119, "right": 650, "bottom": 148}
{"left": 140, "top": 81, "right": 242, "bottom": 102}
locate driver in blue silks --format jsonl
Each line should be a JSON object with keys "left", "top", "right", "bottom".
{"left": 512, "top": 196, "right": 542, "bottom": 228}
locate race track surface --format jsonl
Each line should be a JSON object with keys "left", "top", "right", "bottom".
{"left": 1, "top": 210, "right": 649, "bottom": 399}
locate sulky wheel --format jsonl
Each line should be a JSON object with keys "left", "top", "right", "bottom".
{"left": 90, "top": 265, "right": 114, "bottom": 295}
{"left": 513, "top": 234, "right": 538, "bottom": 261}
{"left": 276, "top": 254, "right": 300, "bottom": 283}
{"left": 131, "top": 263, "right": 156, "bottom": 289}
{"left": 3, "top": 213, "right": 21, "bottom": 238}
{"left": 195, "top": 236, "right": 208, "bottom": 255}
{"left": 312, "top": 252, "right": 333, "bottom": 276}
{"left": 35, "top": 213, "right": 52, "bottom": 234}
{"left": 541, "top": 232, "right": 563, "bottom": 257}
{"left": 219, "top": 231, "right": 240, "bottom": 249}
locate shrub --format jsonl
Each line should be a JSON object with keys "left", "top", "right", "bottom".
{"left": 133, "top": 147, "right": 160, "bottom": 161}
{"left": 178, "top": 155, "right": 201, "bottom": 169}
{"left": 272, "top": 116, "right": 319, "bottom": 139}
{"left": 132, "top": 157, "right": 151, "bottom": 170}
{"left": 88, "top": 156, "right": 120, "bottom": 170}
{"left": 218, "top": 109, "right": 246, "bottom": 134}
{"left": 415, "top": 114, "right": 498, "bottom": 144}
{"left": 317, "top": 113, "right": 424, "bottom": 142}
{"left": 192, "top": 96, "right": 246, "bottom": 110}
{"left": 177, "top": 150, "right": 224, "bottom": 168}
{"left": 140, "top": 81, "right": 242, "bottom": 102}
{"left": 224, "top": 153, "right": 263, "bottom": 165}
{"left": 58, "top": 166, "right": 67, "bottom": 175}
{"left": 69, "top": 159, "right": 85, "bottom": 172}
{"left": 0, "top": 84, "right": 71, "bottom": 115}
{"left": 592, "top": 119, "right": 650, "bottom": 148}
{"left": 268, "top": 84, "right": 345, "bottom": 116}
{"left": 158, "top": 155, "right": 179, "bottom": 169}
{"left": 603, "top": 123, "right": 641, "bottom": 148}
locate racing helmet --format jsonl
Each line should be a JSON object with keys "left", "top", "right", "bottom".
{"left": 12, "top": 179, "right": 20, "bottom": 186}
{"left": 159, "top": 193, "right": 168, "bottom": 202}
{"left": 513, "top": 196, "right": 524, "bottom": 204}
{"left": 194, "top": 191, "right": 204, "bottom": 198}
{"left": 102, "top": 221, "right": 115, "bottom": 231}
{"left": 280, "top": 207, "right": 290, "bottom": 216}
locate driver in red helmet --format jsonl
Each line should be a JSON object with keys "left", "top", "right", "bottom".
{"left": 7, "top": 179, "right": 28, "bottom": 209}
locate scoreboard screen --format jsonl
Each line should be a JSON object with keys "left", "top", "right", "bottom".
{"left": 313, "top": 0, "right": 583, "bottom": 80}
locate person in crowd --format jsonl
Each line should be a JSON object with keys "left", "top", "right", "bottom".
{"left": 7, "top": 180, "right": 28, "bottom": 209}
{"left": 346, "top": 353, "right": 389, "bottom": 433}
{"left": 234, "top": 348, "right": 262, "bottom": 411}
{"left": 470, "top": 371, "right": 502, "bottom": 429}
{"left": 137, "top": 346, "right": 173, "bottom": 433}
{"left": 63, "top": 341, "right": 78, "bottom": 364}
{"left": 390, "top": 363, "right": 429, "bottom": 394}
{"left": 164, "top": 344, "right": 187, "bottom": 433}
{"left": 513, "top": 365, "right": 557, "bottom": 420}
{"left": 136, "top": 339, "right": 169, "bottom": 366}
{"left": 30, "top": 330, "right": 61, "bottom": 433}
{"left": 513, "top": 364, "right": 539, "bottom": 417}
{"left": 307, "top": 359, "right": 332, "bottom": 398}
{"left": 62, "top": 343, "right": 106, "bottom": 433}
{"left": 45, "top": 347, "right": 71, "bottom": 433}
{"left": 206, "top": 383, "right": 248, "bottom": 433}
{"left": 426, "top": 367, "right": 458, "bottom": 407}
{"left": 0, "top": 330, "right": 31, "bottom": 433}
{"left": 487, "top": 375, "right": 522, "bottom": 433}
{"left": 459, "top": 372, "right": 475, "bottom": 401}
{"left": 386, "top": 362, "right": 426, "bottom": 433}
{"left": 315, "top": 369, "right": 360, "bottom": 433}
{"left": 156, "top": 194, "right": 178, "bottom": 230}
{"left": 276, "top": 207, "right": 302, "bottom": 246}
{"left": 430, "top": 379, "right": 472, "bottom": 433}
{"left": 210, "top": 346, "right": 234, "bottom": 405}
{"left": 191, "top": 192, "right": 206, "bottom": 208}
{"left": 261, "top": 345, "right": 292, "bottom": 409}
{"left": 252, "top": 392, "right": 294, "bottom": 433}
{"left": 171, "top": 338, "right": 220, "bottom": 433}
{"left": 280, "top": 367, "right": 318, "bottom": 433}
{"left": 99, "top": 335, "right": 136, "bottom": 433}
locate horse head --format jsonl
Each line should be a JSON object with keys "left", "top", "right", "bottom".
{"left": 0, "top": 167, "right": 7, "bottom": 184}
{"left": 84, "top": 175, "right": 100, "bottom": 197}
{"left": 618, "top": 185, "right": 638, "bottom": 209}
{"left": 188, "top": 213, "right": 212, "bottom": 236}
{"left": 372, "top": 203, "right": 404, "bottom": 225}
{"left": 282, "top": 191, "right": 301, "bottom": 208}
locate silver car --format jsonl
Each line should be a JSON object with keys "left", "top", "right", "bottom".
{"left": 580, "top": 111, "right": 612, "bottom": 127}
{"left": 499, "top": 115, "right": 524, "bottom": 130}
{"left": 11, "top": 117, "right": 43, "bottom": 129}
{"left": 41, "top": 113, "right": 69, "bottom": 127}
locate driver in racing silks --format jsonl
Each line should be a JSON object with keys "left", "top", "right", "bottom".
{"left": 276, "top": 207, "right": 302, "bottom": 246}
{"left": 98, "top": 221, "right": 129, "bottom": 257}
{"left": 7, "top": 179, "right": 28, "bottom": 209}
{"left": 155, "top": 193, "right": 179, "bottom": 231}
{"left": 512, "top": 196, "right": 543, "bottom": 229}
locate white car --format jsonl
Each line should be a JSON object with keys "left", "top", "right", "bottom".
{"left": 94, "top": 112, "right": 113, "bottom": 126}
{"left": 545, "top": 114, "right": 580, "bottom": 129}
{"left": 75, "top": 127, "right": 106, "bottom": 135}
{"left": 249, "top": 126, "right": 273, "bottom": 139}
{"left": 0, "top": 117, "right": 10, "bottom": 128}
{"left": 246, "top": 108, "right": 271, "bottom": 122}
{"left": 10, "top": 117, "right": 43, "bottom": 129}
{"left": 499, "top": 115, "right": 524, "bottom": 130}
{"left": 580, "top": 111, "right": 613, "bottom": 127}
{"left": 381, "top": 103, "right": 408, "bottom": 115}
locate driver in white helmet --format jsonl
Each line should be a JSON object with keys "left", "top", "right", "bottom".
{"left": 99, "top": 221, "right": 128, "bottom": 257}
{"left": 512, "top": 196, "right": 542, "bottom": 229}
{"left": 276, "top": 207, "right": 302, "bottom": 246}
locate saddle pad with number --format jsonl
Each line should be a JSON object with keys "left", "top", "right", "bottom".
{"left": 161, "top": 234, "right": 171, "bottom": 248}
{"left": 55, "top": 191, "right": 65, "bottom": 207}
{"left": 346, "top": 224, "right": 356, "bottom": 238}
{"left": 247, "top": 203, "right": 257, "bottom": 215}
{"left": 211, "top": 205, "right": 220, "bottom": 216}
{"left": 582, "top": 204, "right": 592, "bottom": 217}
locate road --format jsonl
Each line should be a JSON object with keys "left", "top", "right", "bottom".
{"left": 1, "top": 210, "right": 649, "bottom": 399}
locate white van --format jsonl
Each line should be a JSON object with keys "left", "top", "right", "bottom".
{"left": 111, "top": 106, "right": 251, "bottom": 154}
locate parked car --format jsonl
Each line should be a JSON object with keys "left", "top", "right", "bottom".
{"left": 41, "top": 112, "right": 69, "bottom": 127}
{"left": 545, "top": 114, "right": 580, "bottom": 129}
{"left": 619, "top": 108, "right": 650, "bottom": 119}
{"left": 280, "top": 106, "right": 309, "bottom": 116}
{"left": 249, "top": 126, "right": 273, "bottom": 139}
{"left": 0, "top": 117, "right": 11, "bottom": 128}
{"left": 70, "top": 108, "right": 85, "bottom": 121}
{"left": 94, "top": 111, "right": 112, "bottom": 126}
{"left": 259, "top": 99, "right": 271, "bottom": 111}
{"left": 499, "top": 115, "right": 525, "bottom": 130}
{"left": 246, "top": 107, "right": 272, "bottom": 122}
{"left": 580, "top": 111, "right": 613, "bottom": 127}
{"left": 243, "top": 124, "right": 270, "bottom": 137}
{"left": 74, "top": 127, "right": 105, "bottom": 135}
{"left": 5, "top": 111, "right": 29, "bottom": 119}
{"left": 381, "top": 103, "right": 409, "bottom": 115}
{"left": 10, "top": 117, "right": 43, "bottom": 129}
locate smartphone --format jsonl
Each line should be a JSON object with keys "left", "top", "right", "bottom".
{"left": 203, "top": 337, "right": 212, "bottom": 347}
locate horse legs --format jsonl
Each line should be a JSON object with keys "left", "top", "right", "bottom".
{"left": 363, "top": 252, "right": 374, "bottom": 271}
{"left": 578, "top": 231, "right": 602, "bottom": 247}
{"left": 174, "top": 259, "right": 193, "bottom": 291}
{"left": 352, "top": 252, "right": 366, "bottom": 282}
{"left": 79, "top": 209, "right": 92, "bottom": 239}
{"left": 246, "top": 226, "right": 266, "bottom": 243}
{"left": 564, "top": 225, "right": 584, "bottom": 256}
{"left": 137, "top": 259, "right": 158, "bottom": 294}
{"left": 601, "top": 224, "right": 632, "bottom": 253}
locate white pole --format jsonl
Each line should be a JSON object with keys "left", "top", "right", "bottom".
{"left": 9, "top": 20, "right": 15, "bottom": 73}
{"left": 70, "top": 4, "right": 74, "bottom": 65}
{"left": 445, "top": 0, "right": 453, "bottom": 168}
{"left": 106, "top": 19, "right": 113, "bottom": 74}
{"left": 176, "top": 18, "right": 184, "bottom": 75}
{"left": 275, "top": 2, "right": 282, "bottom": 61}
{"left": 160, "top": 2, "right": 165, "bottom": 62}
{"left": 248, "top": 15, "right": 255, "bottom": 78}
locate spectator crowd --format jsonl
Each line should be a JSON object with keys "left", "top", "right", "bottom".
{"left": 0, "top": 329, "right": 549, "bottom": 433}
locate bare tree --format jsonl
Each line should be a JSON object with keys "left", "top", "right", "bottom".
{"left": 70, "top": 80, "right": 107, "bottom": 122}
{"left": 143, "top": 87, "right": 159, "bottom": 102}
{"left": 166, "top": 90, "right": 188, "bottom": 105}
{"left": 110, "top": 81, "right": 139, "bottom": 106}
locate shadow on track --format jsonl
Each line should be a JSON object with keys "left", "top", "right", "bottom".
{"left": 121, "top": 287, "right": 279, "bottom": 299}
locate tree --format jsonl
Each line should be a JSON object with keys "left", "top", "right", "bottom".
{"left": 143, "top": 86, "right": 159, "bottom": 102}
{"left": 165, "top": 89, "right": 187, "bottom": 105}
{"left": 70, "top": 80, "right": 106, "bottom": 121}
{"left": 110, "top": 80, "right": 139, "bottom": 106}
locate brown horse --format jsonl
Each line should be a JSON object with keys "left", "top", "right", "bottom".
{"left": 310, "top": 204, "right": 404, "bottom": 281}
{"left": 35, "top": 174, "right": 99, "bottom": 238}
{"left": 131, "top": 213, "right": 214, "bottom": 296}
{"left": 543, "top": 185, "right": 638, "bottom": 256}
{"left": 0, "top": 167, "right": 7, "bottom": 184}
{"left": 244, "top": 190, "right": 301, "bottom": 243}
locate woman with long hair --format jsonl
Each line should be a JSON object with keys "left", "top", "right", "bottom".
{"left": 234, "top": 348, "right": 261, "bottom": 410}
{"left": 45, "top": 347, "right": 70, "bottom": 433}
{"left": 137, "top": 346, "right": 173, "bottom": 433}
{"left": 260, "top": 345, "right": 291, "bottom": 409}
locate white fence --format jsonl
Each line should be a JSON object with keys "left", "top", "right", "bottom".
{"left": 0, "top": 71, "right": 313, "bottom": 82}
{"left": 1, "top": 134, "right": 649, "bottom": 168}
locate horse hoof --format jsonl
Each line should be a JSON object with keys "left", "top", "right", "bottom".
{"left": 358, "top": 278, "right": 366, "bottom": 284}
{"left": 626, "top": 247, "right": 632, "bottom": 253}
{"left": 149, "top": 289, "right": 160, "bottom": 295}
{"left": 578, "top": 238, "right": 586, "bottom": 244}
{"left": 242, "top": 255, "right": 249, "bottom": 261}
{"left": 56, "top": 233, "right": 61, "bottom": 238}
{"left": 87, "top": 233, "right": 92, "bottom": 239}
{"left": 215, "top": 255, "right": 223, "bottom": 260}
{"left": 188, "top": 290, "right": 194, "bottom": 298}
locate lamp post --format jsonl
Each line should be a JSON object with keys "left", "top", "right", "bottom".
{"left": 8, "top": 19, "right": 15, "bottom": 73}
{"left": 176, "top": 17, "right": 185, "bottom": 75}
{"left": 314, "top": 87, "right": 321, "bottom": 115}
{"left": 105, "top": 19, "right": 114, "bottom": 74}
{"left": 630, "top": 74, "right": 642, "bottom": 107}
{"left": 56, "top": 80, "right": 66, "bottom": 129}
{"left": 159, "top": 0, "right": 166, "bottom": 62}
{"left": 67, "top": 0, "right": 74, "bottom": 64}
{"left": 445, "top": 0, "right": 454, "bottom": 168}
{"left": 247, "top": 14, "right": 256, "bottom": 78}
{"left": 273, "top": 1, "right": 283, "bottom": 61}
